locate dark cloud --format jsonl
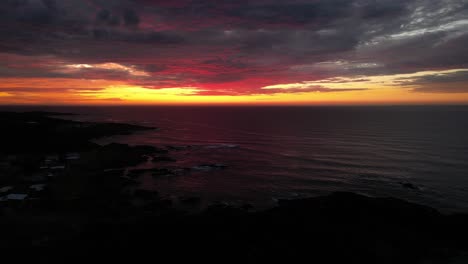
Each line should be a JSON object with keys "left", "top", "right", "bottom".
{"left": 396, "top": 70, "right": 468, "bottom": 93}
{"left": 399, "top": 71, "right": 468, "bottom": 85}
{"left": 91, "top": 28, "right": 185, "bottom": 44}
{"left": 412, "top": 86, "right": 468, "bottom": 93}
{"left": 123, "top": 8, "right": 140, "bottom": 26}
{"left": 360, "top": 0, "right": 408, "bottom": 19}
{"left": 223, "top": 0, "right": 353, "bottom": 27}
{"left": 96, "top": 9, "right": 121, "bottom": 26}
{"left": 143, "top": 64, "right": 167, "bottom": 73}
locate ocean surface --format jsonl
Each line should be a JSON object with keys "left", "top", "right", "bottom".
{"left": 4, "top": 105, "right": 468, "bottom": 212}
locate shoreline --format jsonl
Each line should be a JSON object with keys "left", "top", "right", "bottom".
{"left": 1, "top": 111, "right": 467, "bottom": 262}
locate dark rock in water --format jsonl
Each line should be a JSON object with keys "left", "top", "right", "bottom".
{"left": 131, "top": 145, "right": 160, "bottom": 154}
{"left": 171, "top": 168, "right": 191, "bottom": 175}
{"left": 77, "top": 143, "right": 157, "bottom": 170}
{"left": 180, "top": 196, "right": 201, "bottom": 205}
{"left": 241, "top": 203, "right": 254, "bottom": 211}
{"left": 131, "top": 189, "right": 165, "bottom": 209}
{"left": 151, "top": 168, "right": 174, "bottom": 177}
{"left": 152, "top": 148, "right": 169, "bottom": 154}
{"left": 399, "top": 182, "right": 420, "bottom": 190}
{"left": 133, "top": 189, "right": 159, "bottom": 200}
{"left": 166, "top": 145, "right": 192, "bottom": 151}
{"left": 191, "top": 164, "right": 227, "bottom": 171}
{"left": 146, "top": 199, "right": 173, "bottom": 211}
{"left": 100, "top": 143, "right": 147, "bottom": 154}
{"left": 120, "top": 177, "right": 139, "bottom": 187}
{"left": 152, "top": 156, "right": 176, "bottom": 162}
{"left": 204, "top": 202, "right": 247, "bottom": 218}
{"left": 128, "top": 168, "right": 174, "bottom": 178}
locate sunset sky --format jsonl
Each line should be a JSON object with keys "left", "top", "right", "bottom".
{"left": 1, "top": 0, "right": 467, "bottom": 105}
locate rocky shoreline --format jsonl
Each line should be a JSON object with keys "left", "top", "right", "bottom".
{"left": 1, "top": 111, "right": 467, "bottom": 262}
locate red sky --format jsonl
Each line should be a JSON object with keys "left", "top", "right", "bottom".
{"left": 1, "top": 0, "right": 468, "bottom": 105}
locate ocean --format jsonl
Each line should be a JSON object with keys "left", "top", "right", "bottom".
{"left": 5, "top": 105, "right": 468, "bottom": 212}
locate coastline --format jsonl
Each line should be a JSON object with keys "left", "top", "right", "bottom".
{"left": 1, "top": 111, "right": 467, "bottom": 262}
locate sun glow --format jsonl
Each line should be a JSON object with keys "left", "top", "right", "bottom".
{"left": 1, "top": 68, "right": 468, "bottom": 105}
{"left": 86, "top": 85, "right": 200, "bottom": 102}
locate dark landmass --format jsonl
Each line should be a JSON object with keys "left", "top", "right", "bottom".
{"left": 1, "top": 112, "right": 468, "bottom": 262}
{"left": 0, "top": 111, "right": 154, "bottom": 153}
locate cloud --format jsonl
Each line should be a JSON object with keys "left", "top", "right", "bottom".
{"left": 0, "top": 87, "right": 104, "bottom": 93}
{"left": 258, "top": 86, "right": 368, "bottom": 94}
{"left": 399, "top": 70, "right": 468, "bottom": 85}
{"left": 123, "top": 8, "right": 140, "bottom": 27}
{"left": 0, "top": 0, "right": 468, "bottom": 98}
{"left": 192, "top": 84, "right": 367, "bottom": 96}
{"left": 396, "top": 70, "right": 468, "bottom": 93}
{"left": 411, "top": 85, "right": 468, "bottom": 93}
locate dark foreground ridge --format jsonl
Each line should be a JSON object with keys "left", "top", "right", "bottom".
{"left": 1, "top": 112, "right": 468, "bottom": 262}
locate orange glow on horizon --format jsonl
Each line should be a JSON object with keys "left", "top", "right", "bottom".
{"left": 1, "top": 69, "right": 468, "bottom": 105}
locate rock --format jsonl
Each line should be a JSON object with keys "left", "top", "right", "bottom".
{"left": 151, "top": 168, "right": 174, "bottom": 177}
{"left": 180, "top": 196, "right": 201, "bottom": 205}
{"left": 146, "top": 199, "right": 173, "bottom": 211}
{"left": 153, "top": 148, "right": 169, "bottom": 154}
{"left": 152, "top": 156, "right": 176, "bottom": 162}
{"left": 192, "top": 164, "right": 227, "bottom": 172}
{"left": 171, "top": 168, "right": 191, "bottom": 175}
{"left": 127, "top": 168, "right": 174, "bottom": 178}
{"left": 132, "top": 145, "right": 160, "bottom": 154}
{"left": 120, "top": 176, "right": 139, "bottom": 186}
{"left": 80, "top": 143, "right": 159, "bottom": 170}
{"left": 241, "top": 203, "right": 254, "bottom": 211}
{"left": 166, "top": 145, "right": 192, "bottom": 151}
{"left": 133, "top": 189, "right": 159, "bottom": 200}
{"left": 399, "top": 182, "right": 420, "bottom": 190}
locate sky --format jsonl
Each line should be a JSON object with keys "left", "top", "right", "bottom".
{"left": 0, "top": 0, "right": 468, "bottom": 105}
